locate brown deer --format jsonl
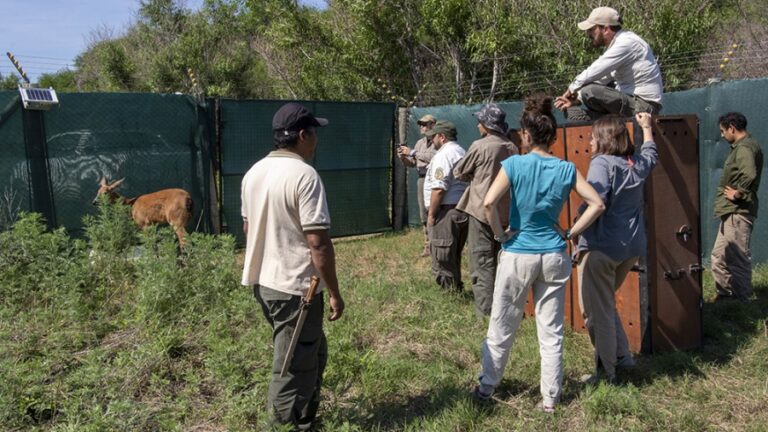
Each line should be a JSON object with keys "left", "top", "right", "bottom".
{"left": 93, "top": 177, "right": 193, "bottom": 247}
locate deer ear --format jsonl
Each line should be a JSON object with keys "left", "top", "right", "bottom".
{"left": 99, "top": 176, "right": 107, "bottom": 186}
{"left": 110, "top": 178, "right": 125, "bottom": 190}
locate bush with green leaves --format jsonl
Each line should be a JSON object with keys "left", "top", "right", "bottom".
{"left": 135, "top": 226, "right": 239, "bottom": 327}
{"left": 0, "top": 212, "right": 78, "bottom": 310}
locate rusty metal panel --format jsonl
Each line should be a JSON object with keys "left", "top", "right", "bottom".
{"left": 645, "top": 115, "right": 703, "bottom": 352}
{"left": 563, "top": 125, "right": 593, "bottom": 334}
{"left": 520, "top": 115, "right": 700, "bottom": 354}
{"left": 561, "top": 123, "right": 644, "bottom": 353}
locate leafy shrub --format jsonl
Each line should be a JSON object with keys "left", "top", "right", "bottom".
{"left": 0, "top": 212, "right": 77, "bottom": 309}
{"left": 82, "top": 195, "right": 138, "bottom": 256}
{"left": 135, "top": 227, "right": 239, "bottom": 327}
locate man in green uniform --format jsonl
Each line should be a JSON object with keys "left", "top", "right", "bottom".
{"left": 711, "top": 112, "right": 763, "bottom": 302}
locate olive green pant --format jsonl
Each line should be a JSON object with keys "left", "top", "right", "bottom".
{"left": 711, "top": 213, "right": 755, "bottom": 301}
{"left": 468, "top": 215, "right": 500, "bottom": 316}
{"left": 255, "top": 285, "right": 327, "bottom": 431}
{"left": 569, "top": 84, "right": 661, "bottom": 120}
{"left": 429, "top": 207, "right": 468, "bottom": 291}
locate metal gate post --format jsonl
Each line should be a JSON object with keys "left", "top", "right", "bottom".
{"left": 21, "top": 109, "right": 56, "bottom": 229}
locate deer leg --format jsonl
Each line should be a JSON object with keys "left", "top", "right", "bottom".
{"left": 173, "top": 225, "right": 189, "bottom": 248}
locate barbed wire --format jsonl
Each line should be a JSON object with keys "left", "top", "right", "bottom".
{"left": 419, "top": 42, "right": 768, "bottom": 104}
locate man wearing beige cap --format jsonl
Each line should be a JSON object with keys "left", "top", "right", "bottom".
{"left": 555, "top": 6, "right": 663, "bottom": 120}
{"left": 398, "top": 114, "right": 438, "bottom": 256}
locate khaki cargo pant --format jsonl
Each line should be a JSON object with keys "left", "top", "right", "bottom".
{"left": 468, "top": 215, "right": 500, "bottom": 316}
{"left": 255, "top": 285, "right": 326, "bottom": 430}
{"left": 711, "top": 213, "right": 755, "bottom": 301}
{"left": 429, "top": 207, "right": 468, "bottom": 291}
{"left": 479, "top": 250, "right": 571, "bottom": 406}
{"left": 577, "top": 250, "right": 636, "bottom": 378}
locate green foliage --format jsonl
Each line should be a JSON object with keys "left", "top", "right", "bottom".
{"left": 83, "top": 196, "right": 138, "bottom": 255}
{"left": 135, "top": 226, "right": 239, "bottom": 326}
{"left": 37, "top": 70, "right": 78, "bottom": 92}
{"left": 0, "top": 213, "right": 76, "bottom": 309}
{"left": 1, "top": 227, "right": 767, "bottom": 430}
{"left": 67, "top": 0, "right": 734, "bottom": 102}
{"left": 0, "top": 73, "right": 21, "bottom": 90}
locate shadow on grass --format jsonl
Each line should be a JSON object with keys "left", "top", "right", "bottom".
{"left": 621, "top": 278, "right": 768, "bottom": 387}
{"left": 332, "top": 381, "right": 470, "bottom": 430}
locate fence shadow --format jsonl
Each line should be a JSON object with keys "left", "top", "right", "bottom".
{"left": 621, "top": 278, "right": 768, "bottom": 387}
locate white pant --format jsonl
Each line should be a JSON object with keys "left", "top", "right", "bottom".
{"left": 479, "top": 250, "right": 571, "bottom": 406}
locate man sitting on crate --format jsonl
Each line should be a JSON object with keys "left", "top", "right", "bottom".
{"left": 554, "top": 6, "right": 663, "bottom": 120}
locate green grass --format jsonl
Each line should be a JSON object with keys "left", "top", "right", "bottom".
{"left": 1, "top": 212, "right": 767, "bottom": 431}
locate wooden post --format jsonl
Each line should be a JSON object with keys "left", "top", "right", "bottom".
{"left": 392, "top": 107, "right": 409, "bottom": 230}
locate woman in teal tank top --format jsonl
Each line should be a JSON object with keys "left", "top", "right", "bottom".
{"left": 473, "top": 95, "right": 605, "bottom": 413}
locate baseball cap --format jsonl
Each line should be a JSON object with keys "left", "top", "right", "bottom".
{"left": 272, "top": 102, "right": 329, "bottom": 132}
{"left": 417, "top": 114, "right": 436, "bottom": 126}
{"left": 578, "top": 7, "right": 621, "bottom": 30}
{"left": 425, "top": 120, "right": 457, "bottom": 139}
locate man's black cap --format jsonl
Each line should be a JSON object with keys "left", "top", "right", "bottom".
{"left": 272, "top": 102, "right": 329, "bottom": 132}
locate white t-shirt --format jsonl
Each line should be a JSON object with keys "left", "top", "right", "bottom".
{"left": 569, "top": 30, "right": 663, "bottom": 104}
{"left": 424, "top": 141, "right": 468, "bottom": 208}
{"left": 240, "top": 150, "right": 331, "bottom": 295}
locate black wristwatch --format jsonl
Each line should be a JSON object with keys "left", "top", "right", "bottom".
{"left": 565, "top": 230, "right": 572, "bottom": 240}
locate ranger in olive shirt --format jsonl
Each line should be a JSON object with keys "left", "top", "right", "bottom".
{"left": 454, "top": 104, "right": 518, "bottom": 316}
{"left": 711, "top": 112, "right": 763, "bottom": 302}
{"left": 398, "top": 114, "right": 438, "bottom": 257}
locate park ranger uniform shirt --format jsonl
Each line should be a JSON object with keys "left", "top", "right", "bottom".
{"left": 240, "top": 150, "right": 331, "bottom": 296}
{"left": 424, "top": 141, "right": 468, "bottom": 208}
{"left": 454, "top": 134, "right": 518, "bottom": 224}
{"left": 412, "top": 136, "right": 438, "bottom": 176}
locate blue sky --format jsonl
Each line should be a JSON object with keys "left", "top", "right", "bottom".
{"left": 0, "top": 0, "right": 325, "bottom": 83}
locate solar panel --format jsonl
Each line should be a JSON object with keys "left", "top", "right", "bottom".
{"left": 18, "top": 86, "right": 59, "bottom": 110}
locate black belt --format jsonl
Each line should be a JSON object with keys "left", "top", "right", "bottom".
{"left": 418, "top": 173, "right": 426, "bottom": 178}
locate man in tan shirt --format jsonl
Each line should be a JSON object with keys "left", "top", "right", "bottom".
{"left": 241, "top": 102, "right": 345, "bottom": 430}
{"left": 398, "top": 114, "right": 438, "bottom": 257}
{"left": 454, "top": 104, "right": 518, "bottom": 316}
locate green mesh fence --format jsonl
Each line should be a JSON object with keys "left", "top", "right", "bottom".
{"left": 408, "top": 78, "right": 768, "bottom": 263}
{"left": 0, "top": 91, "right": 213, "bottom": 236}
{"left": 220, "top": 100, "right": 395, "bottom": 245}
{"left": 0, "top": 92, "right": 31, "bottom": 229}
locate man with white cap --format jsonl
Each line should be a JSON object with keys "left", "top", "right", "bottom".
{"left": 454, "top": 104, "right": 518, "bottom": 316}
{"left": 555, "top": 6, "right": 663, "bottom": 120}
{"left": 398, "top": 114, "right": 438, "bottom": 257}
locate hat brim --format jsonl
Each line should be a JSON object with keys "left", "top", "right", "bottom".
{"left": 484, "top": 123, "right": 508, "bottom": 135}
{"left": 313, "top": 117, "right": 329, "bottom": 127}
{"left": 577, "top": 20, "right": 596, "bottom": 30}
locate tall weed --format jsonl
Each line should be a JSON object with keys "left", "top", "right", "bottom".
{"left": 0, "top": 212, "right": 77, "bottom": 310}
{"left": 135, "top": 226, "right": 239, "bottom": 327}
